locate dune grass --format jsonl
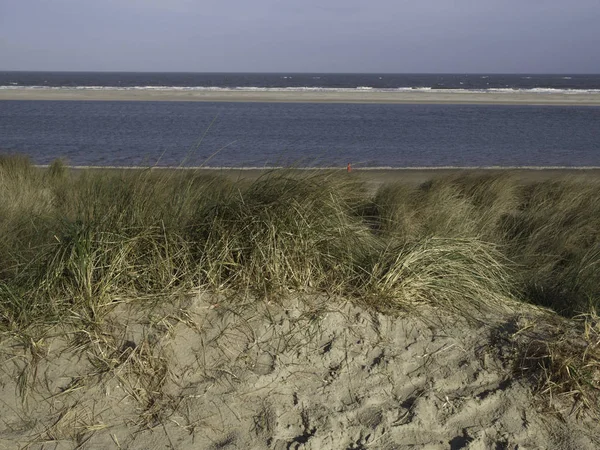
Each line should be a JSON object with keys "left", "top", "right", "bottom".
{"left": 372, "top": 173, "right": 600, "bottom": 316}
{"left": 1, "top": 155, "right": 600, "bottom": 417}
{"left": 1, "top": 156, "right": 600, "bottom": 324}
{"left": 0, "top": 156, "right": 520, "bottom": 328}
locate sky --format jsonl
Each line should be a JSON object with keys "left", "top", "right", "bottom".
{"left": 1, "top": 0, "right": 599, "bottom": 73}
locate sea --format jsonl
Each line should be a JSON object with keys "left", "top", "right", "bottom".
{"left": 1, "top": 72, "right": 599, "bottom": 168}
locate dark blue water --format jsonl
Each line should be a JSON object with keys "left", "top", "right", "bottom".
{"left": 2, "top": 72, "right": 600, "bottom": 92}
{"left": 1, "top": 100, "right": 599, "bottom": 167}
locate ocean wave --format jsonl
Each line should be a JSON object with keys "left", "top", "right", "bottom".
{"left": 1, "top": 85, "right": 600, "bottom": 94}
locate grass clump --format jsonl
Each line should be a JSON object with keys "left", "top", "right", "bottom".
{"left": 1, "top": 158, "right": 599, "bottom": 324}
{"left": 0, "top": 159, "right": 523, "bottom": 330}
{"left": 372, "top": 173, "right": 600, "bottom": 317}
{"left": 188, "top": 172, "right": 375, "bottom": 294}
{"left": 494, "top": 310, "right": 600, "bottom": 418}
{"left": 363, "top": 238, "right": 515, "bottom": 317}
{"left": 2, "top": 155, "right": 600, "bottom": 418}
{"left": 372, "top": 173, "right": 521, "bottom": 241}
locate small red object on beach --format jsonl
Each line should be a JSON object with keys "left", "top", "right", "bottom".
{"left": 347, "top": 163, "right": 352, "bottom": 172}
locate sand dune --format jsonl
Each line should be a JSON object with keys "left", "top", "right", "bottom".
{"left": 3, "top": 88, "right": 600, "bottom": 105}
{"left": 2, "top": 294, "right": 598, "bottom": 449}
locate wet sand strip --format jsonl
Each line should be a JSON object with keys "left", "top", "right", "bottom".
{"left": 4, "top": 88, "right": 600, "bottom": 105}
{"left": 37, "top": 165, "right": 600, "bottom": 193}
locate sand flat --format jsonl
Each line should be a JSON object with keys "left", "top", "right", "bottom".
{"left": 63, "top": 165, "right": 600, "bottom": 187}
{"left": 189, "top": 167, "right": 600, "bottom": 195}
{"left": 3, "top": 87, "right": 600, "bottom": 105}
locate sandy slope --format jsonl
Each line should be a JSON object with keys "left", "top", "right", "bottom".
{"left": 1, "top": 294, "right": 598, "bottom": 449}
{"left": 2, "top": 88, "right": 600, "bottom": 105}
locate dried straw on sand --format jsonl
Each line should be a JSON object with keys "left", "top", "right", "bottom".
{"left": 2, "top": 293, "right": 599, "bottom": 449}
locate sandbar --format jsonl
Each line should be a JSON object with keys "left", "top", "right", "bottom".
{"left": 3, "top": 88, "right": 600, "bottom": 105}
{"left": 49, "top": 166, "right": 600, "bottom": 195}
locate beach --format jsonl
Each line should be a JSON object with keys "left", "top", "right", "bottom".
{"left": 2, "top": 159, "right": 600, "bottom": 448}
{"left": 3, "top": 293, "right": 598, "bottom": 449}
{"left": 2, "top": 0, "right": 600, "bottom": 444}
{"left": 199, "top": 166, "right": 600, "bottom": 182}
{"left": 65, "top": 165, "right": 600, "bottom": 194}
{"left": 3, "top": 87, "right": 600, "bottom": 105}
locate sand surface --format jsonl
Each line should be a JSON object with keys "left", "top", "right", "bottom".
{"left": 1, "top": 293, "right": 599, "bottom": 449}
{"left": 204, "top": 166, "right": 600, "bottom": 186}
{"left": 64, "top": 166, "right": 600, "bottom": 195}
{"left": 3, "top": 88, "right": 600, "bottom": 105}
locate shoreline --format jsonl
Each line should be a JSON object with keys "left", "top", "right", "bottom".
{"left": 3, "top": 88, "right": 600, "bottom": 105}
{"left": 36, "top": 165, "right": 600, "bottom": 190}
{"left": 37, "top": 165, "right": 600, "bottom": 170}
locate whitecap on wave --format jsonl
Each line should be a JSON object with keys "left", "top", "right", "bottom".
{"left": 1, "top": 85, "right": 599, "bottom": 95}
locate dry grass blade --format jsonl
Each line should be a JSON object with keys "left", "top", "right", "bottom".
{"left": 2, "top": 155, "right": 600, "bottom": 427}
{"left": 506, "top": 311, "right": 600, "bottom": 417}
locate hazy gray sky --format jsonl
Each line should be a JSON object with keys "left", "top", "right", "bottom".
{"left": 1, "top": 0, "right": 599, "bottom": 72}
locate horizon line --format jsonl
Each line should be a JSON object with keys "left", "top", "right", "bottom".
{"left": 3, "top": 70, "right": 600, "bottom": 76}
